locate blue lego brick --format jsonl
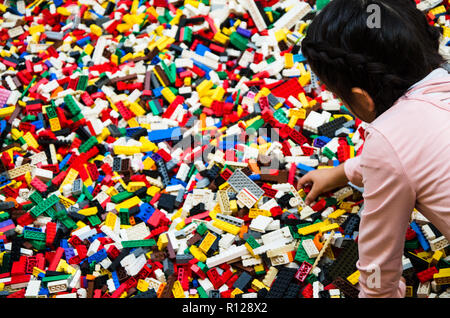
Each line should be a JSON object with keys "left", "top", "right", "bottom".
{"left": 193, "top": 61, "right": 212, "bottom": 78}
{"left": 59, "top": 154, "right": 72, "bottom": 170}
{"left": 195, "top": 44, "right": 211, "bottom": 56}
{"left": 31, "top": 120, "right": 44, "bottom": 131}
{"left": 60, "top": 239, "right": 69, "bottom": 249}
{"left": 147, "top": 127, "right": 182, "bottom": 143}
{"left": 64, "top": 247, "right": 75, "bottom": 260}
{"left": 87, "top": 248, "right": 107, "bottom": 263}
{"left": 112, "top": 271, "right": 120, "bottom": 288}
{"left": 0, "top": 219, "right": 14, "bottom": 230}
{"left": 88, "top": 233, "right": 106, "bottom": 243}
{"left": 297, "top": 163, "right": 315, "bottom": 174}
{"left": 169, "top": 178, "right": 187, "bottom": 187}
{"left": 293, "top": 54, "right": 306, "bottom": 63}
{"left": 410, "top": 221, "right": 430, "bottom": 251}
{"left": 135, "top": 203, "right": 155, "bottom": 223}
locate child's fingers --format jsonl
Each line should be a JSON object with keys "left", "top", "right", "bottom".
{"left": 298, "top": 173, "right": 313, "bottom": 188}
{"left": 305, "top": 185, "right": 320, "bottom": 206}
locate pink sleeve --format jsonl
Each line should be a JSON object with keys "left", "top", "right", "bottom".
{"left": 344, "top": 156, "right": 364, "bottom": 187}
{"left": 356, "top": 129, "right": 415, "bottom": 298}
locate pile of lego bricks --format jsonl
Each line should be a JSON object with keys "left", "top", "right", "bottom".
{"left": 0, "top": 0, "right": 449, "bottom": 299}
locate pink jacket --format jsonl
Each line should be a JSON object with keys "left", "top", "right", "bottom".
{"left": 344, "top": 69, "right": 450, "bottom": 298}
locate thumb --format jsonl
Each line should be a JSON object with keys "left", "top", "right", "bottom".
{"left": 298, "top": 173, "right": 313, "bottom": 189}
{"left": 304, "top": 184, "right": 320, "bottom": 206}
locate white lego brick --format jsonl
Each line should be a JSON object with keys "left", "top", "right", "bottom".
{"left": 249, "top": 215, "right": 273, "bottom": 233}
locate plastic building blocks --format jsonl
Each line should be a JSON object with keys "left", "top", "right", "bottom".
{"left": 0, "top": 0, "right": 445, "bottom": 300}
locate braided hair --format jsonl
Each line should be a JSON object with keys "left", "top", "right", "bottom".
{"left": 302, "top": 0, "right": 445, "bottom": 117}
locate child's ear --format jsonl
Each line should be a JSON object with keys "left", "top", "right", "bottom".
{"left": 351, "top": 87, "right": 376, "bottom": 121}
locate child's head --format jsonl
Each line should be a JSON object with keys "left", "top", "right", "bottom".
{"left": 302, "top": 0, "right": 445, "bottom": 122}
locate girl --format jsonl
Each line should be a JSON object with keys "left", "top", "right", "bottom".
{"left": 299, "top": 0, "right": 450, "bottom": 297}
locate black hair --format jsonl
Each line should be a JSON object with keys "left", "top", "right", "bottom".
{"left": 302, "top": 0, "right": 445, "bottom": 117}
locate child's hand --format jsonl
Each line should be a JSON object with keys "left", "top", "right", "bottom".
{"left": 298, "top": 164, "right": 349, "bottom": 205}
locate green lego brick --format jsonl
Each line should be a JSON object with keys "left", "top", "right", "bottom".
{"left": 29, "top": 191, "right": 43, "bottom": 204}
{"left": 121, "top": 239, "right": 156, "bottom": 248}
{"left": 196, "top": 223, "right": 208, "bottom": 236}
{"left": 87, "top": 215, "right": 101, "bottom": 227}
{"left": 29, "top": 239, "right": 46, "bottom": 251}
{"left": 0, "top": 212, "right": 10, "bottom": 222}
{"left": 322, "top": 147, "right": 335, "bottom": 160}
{"left": 230, "top": 32, "right": 248, "bottom": 51}
{"left": 24, "top": 230, "right": 46, "bottom": 241}
{"left": 42, "top": 274, "right": 71, "bottom": 283}
{"left": 76, "top": 75, "right": 88, "bottom": 91}
{"left": 111, "top": 191, "right": 134, "bottom": 203}
{"left": 64, "top": 94, "right": 81, "bottom": 116}
{"left": 79, "top": 136, "right": 98, "bottom": 153}
{"left": 246, "top": 236, "right": 260, "bottom": 250}
{"left": 29, "top": 194, "right": 59, "bottom": 217}
{"left": 197, "top": 286, "right": 208, "bottom": 298}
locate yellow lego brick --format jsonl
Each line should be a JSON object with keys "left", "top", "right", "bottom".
{"left": 319, "top": 223, "right": 339, "bottom": 233}
{"left": 113, "top": 145, "right": 141, "bottom": 155}
{"left": 189, "top": 245, "right": 207, "bottom": 262}
{"left": 76, "top": 221, "right": 87, "bottom": 229}
{"left": 347, "top": 270, "right": 360, "bottom": 285}
{"left": 299, "top": 72, "right": 311, "bottom": 87}
{"left": 78, "top": 207, "right": 98, "bottom": 216}
{"left": 284, "top": 53, "right": 294, "bottom": 69}
{"left": 56, "top": 6, "right": 71, "bottom": 16}
{"left": 90, "top": 24, "right": 102, "bottom": 36}
{"left": 147, "top": 186, "right": 161, "bottom": 197}
{"left": 157, "top": 233, "right": 168, "bottom": 251}
{"left": 60, "top": 169, "right": 79, "bottom": 190}
{"left": 196, "top": 80, "right": 214, "bottom": 97}
{"left": 212, "top": 219, "right": 241, "bottom": 235}
{"left": 229, "top": 200, "right": 238, "bottom": 213}
{"left": 244, "top": 242, "right": 260, "bottom": 259}
{"left": 22, "top": 132, "right": 39, "bottom": 149}
{"left": 298, "top": 93, "right": 309, "bottom": 108}
{"left": 172, "top": 280, "right": 185, "bottom": 298}
{"left": 327, "top": 209, "right": 346, "bottom": 220}
{"left": 249, "top": 208, "right": 271, "bottom": 218}
{"left": 129, "top": 102, "right": 146, "bottom": 116}
{"left": 84, "top": 43, "right": 94, "bottom": 56}
{"left": 175, "top": 219, "right": 186, "bottom": 231}
{"left": 199, "top": 232, "right": 217, "bottom": 253}
{"left": 106, "top": 186, "right": 119, "bottom": 197}
{"left": 433, "top": 268, "right": 450, "bottom": 285}
{"left": 127, "top": 182, "right": 146, "bottom": 192}
{"left": 29, "top": 25, "right": 45, "bottom": 35}
{"left": 48, "top": 117, "right": 61, "bottom": 132}
{"left": 289, "top": 108, "right": 306, "bottom": 119}
{"left": 444, "top": 26, "right": 450, "bottom": 39}
{"left": 430, "top": 250, "right": 444, "bottom": 266}
{"left": 105, "top": 212, "right": 118, "bottom": 229}
{"left": 33, "top": 266, "right": 45, "bottom": 277}
{"left": 298, "top": 220, "right": 329, "bottom": 235}
{"left": 213, "top": 32, "right": 229, "bottom": 45}
{"left": 288, "top": 115, "right": 298, "bottom": 128}
{"left": 251, "top": 279, "right": 267, "bottom": 291}
{"left": 185, "top": 0, "right": 200, "bottom": 7}
{"left": 0, "top": 106, "right": 16, "bottom": 118}
{"left": 161, "top": 87, "right": 176, "bottom": 103}
{"left": 111, "top": 54, "right": 119, "bottom": 65}
{"left": 56, "top": 259, "right": 67, "bottom": 273}
{"left": 115, "top": 196, "right": 142, "bottom": 210}
{"left": 137, "top": 279, "right": 149, "bottom": 292}
{"left": 231, "top": 288, "right": 243, "bottom": 298}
